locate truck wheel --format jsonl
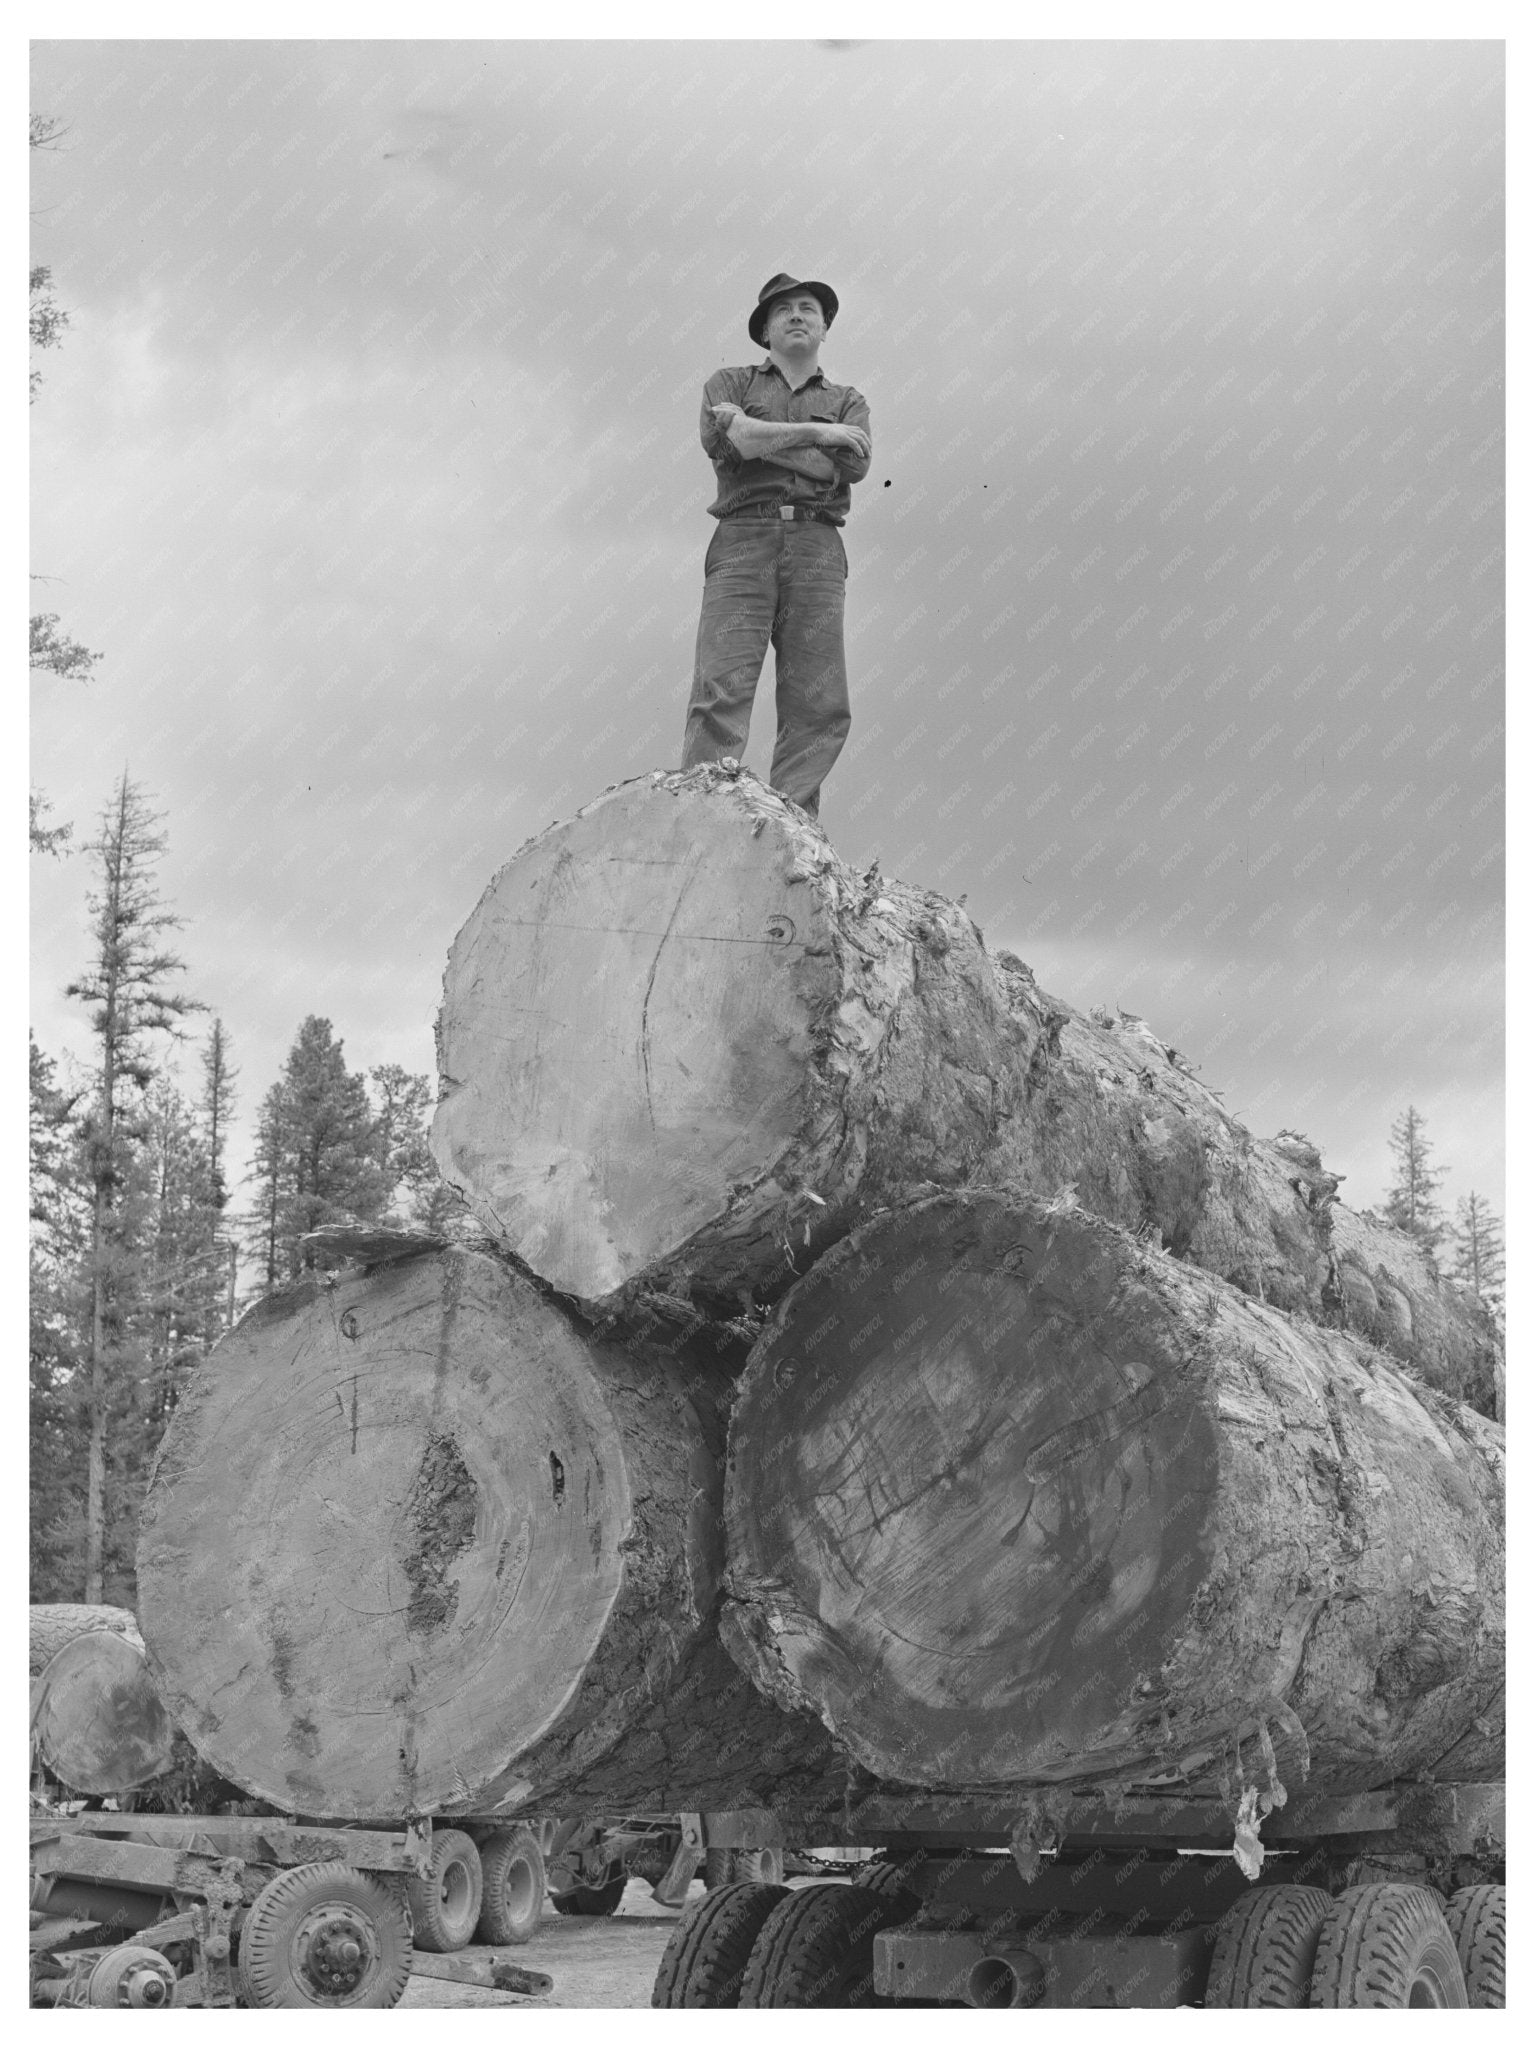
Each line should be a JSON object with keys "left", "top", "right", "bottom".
{"left": 850, "top": 1857, "right": 919, "bottom": 1905}
{"left": 739, "top": 1883, "right": 905, "bottom": 2008}
{"left": 237, "top": 1863, "right": 412, "bottom": 2008}
{"left": 551, "top": 1870, "right": 626, "bottom": 1916}
{"left": 406, "top": 1828, "right": 483, "bottom": 1953}
{"left": 1443, "top": 1885, "right": 1505, "bottom": 2007}
{"left": 86, "top": 1944, "right": 178, "bottom": 2008}
{"left": 652, "top": 1881, "right": 791, "bottom": 2007}
{"left": 1309, "top": 1884, "right": 1468, "bottom": 2008}
{"left": 1204, "top": 1884, "right": 1331, "bottom": 2006}
{"left": 477, "top": 1826, "right": 546, "bottom": 1946}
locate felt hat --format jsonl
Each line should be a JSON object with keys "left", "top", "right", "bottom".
{"left": 748, "top": 272, "right": 839, "bottom": 347}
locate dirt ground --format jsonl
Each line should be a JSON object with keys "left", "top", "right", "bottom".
{"left": 400, "top": 1874, "right": 834, "bottom": 2010}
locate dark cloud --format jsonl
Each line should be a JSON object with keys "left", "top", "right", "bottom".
{"left": 30, "top": 39, "right": 1503, "bottom": 1213}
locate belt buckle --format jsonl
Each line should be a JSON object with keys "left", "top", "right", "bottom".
{"left": 778, "top": 504, "right": 795, "bottom": 522}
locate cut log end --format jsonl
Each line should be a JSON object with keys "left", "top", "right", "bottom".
{"left": 725, "top": 1193, "right": 1221, "bottom": 1787}
{"left": 724, "top": 1190, "right": 1504, "bottom": 1797}
{"left": 432, "top": 770, "right": 843, "bottom": 1308}
{"left": 33, "top": 1630, "right": 175, "bottom": 1795}
{"left": 138, "top": 1250, "right": 645, "bottom": 1819}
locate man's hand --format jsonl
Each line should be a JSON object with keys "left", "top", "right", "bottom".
{"left": 710, "top": 402, "right": 746, "bottom": 429}
{"left": 819, "top": 422, "right": 871, "bottom": 461}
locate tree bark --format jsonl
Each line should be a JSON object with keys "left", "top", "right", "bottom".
{"left": 32, "top": 1627, "right": 176, "bottom": 1796}
{"left": 136, "top": 1243, "right": 842, "bottom": 1821}
{"left": 431, "top": 766, "right": 1498, "bottom": 1409}
{"left": 723, "top": 1190, "right": 1504, "bottom": 1801}
{"left": 30, "top": 1602, "right": 144, "bottom": 1678}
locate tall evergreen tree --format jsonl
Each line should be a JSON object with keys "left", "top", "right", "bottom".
{"left": 243, "top": 1019, "right": 388, "bottom": 1290}
{"left": 141, "top": 1075, "right": 228, "bottom": 1435}
{"left": 1383, "top": 1105, "right": 1446, "bottom": 1251}
{"left": 1453, "top": 1192, "right": 1505, "bottom": 1317}
{"left": 65, "top": 775, "right": 201, "bottom": 1601}
{"left": 30, "top": 1036, "right": 88, "bottom": 1598}
{"left": 248, "top": 1078, "right": 291, "bottom": 1293}
{"left": 199, "top": 1018, "right": 239, "bottom": 1340}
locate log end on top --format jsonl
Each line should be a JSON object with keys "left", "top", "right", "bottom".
{"left": 431, "top": 768, "right": 849, "bottom": 1308}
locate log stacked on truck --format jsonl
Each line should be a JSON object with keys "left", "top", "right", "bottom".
{"left": 722, "top": 1189, "right": 1503, "bottom": 1800}
{"left": 138, "top": 1246, "right": 843, "bottom": 1821}
{"left": 30, "top": 1608, "right": 176, "bottom": 1797}
{"left": 431, "top": 767, "right": 1498, "bottom": 1409}
{"left": 139, "top": 766, "right": 1503, "bottom": 1824}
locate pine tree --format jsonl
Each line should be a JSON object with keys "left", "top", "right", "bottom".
{"left": 198, "top": 1018, "right": 239, "bottom": 1341}
{"left": 141, "top": 1076, "right": 225, "bottom": 1436}
{"left": 1383, "top": 1105, "right": 1447, "bottom": 1251}
{"left": 1453, "top": 1192, "right": 1505, "bottom": 1316}
{"left": 65, "top": 775, "right": 202, "bottom": 1601}
{"left": 243, "top": 1018, "right": 389, "bottom": 1290}
{"left": 367, "top": 1063, "right": 460, "bottom": 1230}
{"left": 30, "top": 1037, "right": 88, "bottom": 1598}
{"left": 248, "top": 1079, "right": 291, "bottom": 1293}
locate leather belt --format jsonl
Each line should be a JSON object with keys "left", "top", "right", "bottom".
{"left": 723, "top": 504, "right": 840, "bottom": 527}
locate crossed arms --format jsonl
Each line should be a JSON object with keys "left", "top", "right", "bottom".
{"left": 709, "top": 403, "right": 872, "bottom": 485}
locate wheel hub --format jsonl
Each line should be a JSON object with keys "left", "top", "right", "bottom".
{"left": 295, "top": 1908, "right": 377, "bottom": 1997}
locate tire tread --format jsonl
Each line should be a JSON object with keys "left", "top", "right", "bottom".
{"left": 238, "top": 1863, "right": 411, "bottom": 2009}
{"left": 1204, "top": 1884, "right": 1330, "bottom": 2007}
{"left": 1309, "top": 1882, "right": 1467, "bottom": 2009}
{"left": 1443, "top": 1884, "right": 1506, "bottom": 2008}
{"left": 739, "top": 1883, "right": 902, "bottom": 2009}
{"left": 476, "top": 1826, "right": 545, "bottom": 1946}
{"left": 652, "top": 1881, "right": 790, "bottom": 2008}
{"left": 406, "top": 1827, "right": 483, "bottom": 1953}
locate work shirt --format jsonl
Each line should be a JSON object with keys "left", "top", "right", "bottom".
{"left": 699, "top": 360, "right": 872, "bottom": 525}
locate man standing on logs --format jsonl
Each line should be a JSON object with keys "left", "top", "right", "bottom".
{"left": 681, "top": 273, "right": 872, "bottom": 819}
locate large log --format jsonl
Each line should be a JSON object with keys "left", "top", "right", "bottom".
{"left": 136, "top": 1244, "right": 842, "bottom": 1821}
{"left": 32, "top": 1629, "right": 176, "bottom": 1796}
{"left": 431, "top": 766, "right": 1497, "bottom": 1407}
{"left": 722, "top": 1190, "right": 1504, "bottom": 1801}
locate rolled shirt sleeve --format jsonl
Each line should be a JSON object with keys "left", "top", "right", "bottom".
{"left": 833, "top": 386, "right": 872, "bottom": 485}
{"left": 700, "top": 367, "right": 748, "bottom": 469}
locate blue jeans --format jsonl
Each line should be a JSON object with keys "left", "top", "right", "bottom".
{"left": 682, "top": 517, "right": 851, "bottom": 818}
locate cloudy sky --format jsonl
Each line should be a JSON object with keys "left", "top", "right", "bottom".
{"left": 29, "top": 34, "right": 1504, "bottom": 1229}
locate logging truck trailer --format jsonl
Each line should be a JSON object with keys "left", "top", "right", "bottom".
{"left": 28, "top": 1812, "right": 554, "bottom": 2010}
{"left": 652, "top": 1783, "right": 1506, "bottom": 2009}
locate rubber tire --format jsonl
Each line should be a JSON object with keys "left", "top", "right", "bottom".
{"left": 850, "top": 1857, "right": 919, "bottom": 1905}
{"left": 1443, "top": 1884, "right": 1505, "bottom": 2008}
{"left": 740, "top": 1882, "right": 905, "bottom": 2008}
{"left": 652, "top": 1881, "right": 791, "bottom": 2007}
{"left": 1309, "top": 1883, "right": 1468, "bottom": 2008}
{"left": 405, "top": 1828, "right": 483, "bottom": 1954}
{"left": 476, "top": 1826, "right": 546, "bottom": 1946}
{"left": 1204, "top": 1884, "right": 1331, "bottom": 2006}
{"left": 237, "top": 1863, "right": 412, "bottom": 2009}
{"left": 704, "top": 1847, "right": 736, "bottom": 1890}
{"left": 551, "top": 1870, "right": 627, "bottom": 1916}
